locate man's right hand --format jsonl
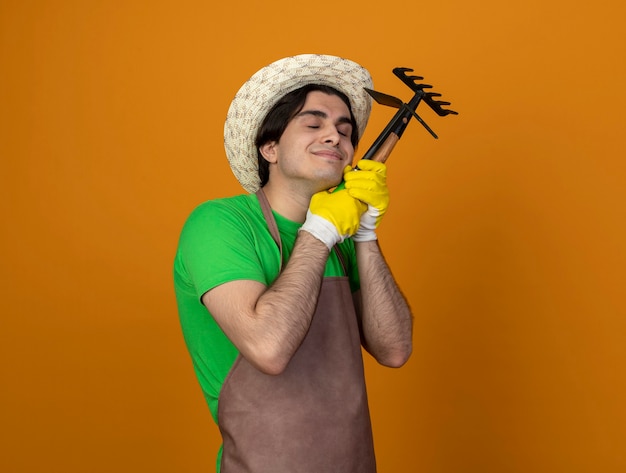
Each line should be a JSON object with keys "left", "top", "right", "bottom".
{"left": 299, "top": 173, "right": 366, "bottom": 250}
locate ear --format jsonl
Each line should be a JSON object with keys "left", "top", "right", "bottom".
{"left": 259, "top": 141, "right": 278, "bottom": 163}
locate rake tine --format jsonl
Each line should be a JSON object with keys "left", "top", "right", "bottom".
{"left": 393, "top": 67, "right": 427, "bottom": 93}
{"left": 424, "top": 98, "right": 458, "bottom": 116}
{"left": 422, "top": 90, "right": 458, "bottom": 116}
{"left": 406, "top": 75, "right": 426, "bottom": 84}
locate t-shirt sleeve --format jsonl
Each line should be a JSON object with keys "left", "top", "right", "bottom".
{"left": 176, "top": 200, "right": 270, "bottom": 301}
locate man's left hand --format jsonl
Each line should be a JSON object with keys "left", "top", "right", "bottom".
{"left": 343, "top": 159, "right": 389, "bottom": 242}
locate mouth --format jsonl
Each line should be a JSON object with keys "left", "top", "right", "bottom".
{"left": 312, "top": 148, "right": 345, "bottom": 161}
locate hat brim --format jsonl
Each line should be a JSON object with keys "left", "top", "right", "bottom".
{"left": 224, "top": 54, "right": 373, "bottom": 193}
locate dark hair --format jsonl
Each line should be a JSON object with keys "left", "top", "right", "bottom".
{"left": 255, "top": 84, "right": 359, "bottom": 188}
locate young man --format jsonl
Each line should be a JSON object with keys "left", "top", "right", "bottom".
{"left": 174, "top": 54, "right": 413, "bottom": 473}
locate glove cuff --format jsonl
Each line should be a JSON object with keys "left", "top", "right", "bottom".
{"left": 352, "top": 207, "right": 378, "bottom": 242}
{"left": 299, "top": 210, "right": 343, "bottom": 250}
{"left": 352, "top": 229, "right": 378, "bottom": 242}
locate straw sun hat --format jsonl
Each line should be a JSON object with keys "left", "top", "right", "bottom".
{"left": 224, "top": 54, "right": 373, "bottom": 193}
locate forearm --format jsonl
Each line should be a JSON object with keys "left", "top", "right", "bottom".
{"left": 355, "top": 240, "right": 413, "bottom": 367}
{"left": 251, "top": 231, "right": 330, "bottom": 372}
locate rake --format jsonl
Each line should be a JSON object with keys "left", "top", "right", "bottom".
{"left": 360, "top": 67, "right": 458, "bottom": 164}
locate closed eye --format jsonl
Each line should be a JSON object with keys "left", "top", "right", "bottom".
{"left": 297, "top": 110, "right": 352, "bottom": 138}
{"left": 308, "top": 124, "right": 348, "bottom": 136}
{"left": 337, "top": 124, "right": 352, "bottom": 137}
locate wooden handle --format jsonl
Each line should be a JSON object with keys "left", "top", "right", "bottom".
{"left": 369, "top": 133, "right": 400, "bottom": 163}
{"left": 333, "top": 132, "right": 401, "bottom": 193}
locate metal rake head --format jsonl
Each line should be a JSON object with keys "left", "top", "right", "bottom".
{"left": 356, "top": 65, "right": 458, "bottom": 161}
{"left": 361, "top": 66, "right": 458, "bottom": 142}
{"left": 393, "top": 67, "right": 458, "bottom": 117}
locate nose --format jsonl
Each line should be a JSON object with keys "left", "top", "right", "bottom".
{"left": 321, "top": 124, "right": 341, "bottom": 146}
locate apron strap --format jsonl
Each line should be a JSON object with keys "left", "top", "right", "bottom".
{"left": 332, "top": 244, "right": 348, "bottom": 277}
{"left": 256, "top": 189, "right": 283, "bottom": 271}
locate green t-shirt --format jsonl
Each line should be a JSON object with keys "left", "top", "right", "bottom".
{"left": 173, "top": 193, "right": 360, "bottom": 423}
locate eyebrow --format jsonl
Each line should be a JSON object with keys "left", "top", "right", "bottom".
{"left": 296, "top": 110, "right": 353, "bottom": 126}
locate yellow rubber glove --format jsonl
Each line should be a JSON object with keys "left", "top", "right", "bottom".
{"left": 299, "top": 166, "right": 367, "bottom": 250}
{"left": 343, "top": 159, "right": 389, "bottom": 242}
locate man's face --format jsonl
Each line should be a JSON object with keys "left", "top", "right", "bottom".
{"left": 260, "top": 91, "right": 355, "bottom": 193}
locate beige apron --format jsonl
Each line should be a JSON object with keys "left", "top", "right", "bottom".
{"left": 216, "top": 190, "right": 376, "bottom": 473}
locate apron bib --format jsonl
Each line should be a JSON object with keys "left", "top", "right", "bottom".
{"left": 217, "top": 190, "right": 376, "bottom": 473}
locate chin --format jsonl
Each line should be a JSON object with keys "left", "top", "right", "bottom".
{"left": 315, "top": 175, "right": 343, "bottom": 192}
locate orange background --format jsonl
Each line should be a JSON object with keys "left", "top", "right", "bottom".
{"left": 2, "top": 1, "right": 625, "bottom": 472}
